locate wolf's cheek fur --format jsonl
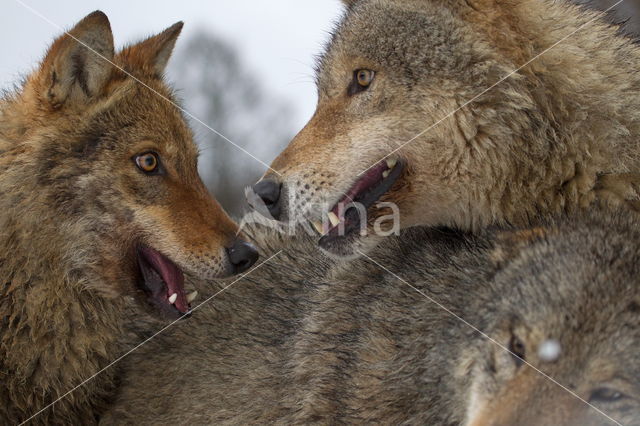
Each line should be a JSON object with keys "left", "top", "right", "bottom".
{"left": 268, "top": 92, "right": 469, "bottom": 229}
{"left": 129, "top": 184, "right": 239, "bottom": 280}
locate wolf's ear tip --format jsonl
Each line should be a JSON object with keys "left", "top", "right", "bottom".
{"left": 81, "top": 10, "right": 111, "bottom": 27}
{"left": 86, "top": 10, "right": 108, "bottom": 20}
{"left": 72, "top": 10, "right": 112, "bottom": 38}
{"left": 167, "top": 21, "right": 185, "bottom": 36}
{"left": 167, "top": 21, "right": 184, "bottom": 38}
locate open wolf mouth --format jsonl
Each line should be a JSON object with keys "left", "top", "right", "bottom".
{"left": 137, "top": 246, "right": 197, "bottom": 319}
{"left": 317, "top": 157, "right": 404, "bottom": 250}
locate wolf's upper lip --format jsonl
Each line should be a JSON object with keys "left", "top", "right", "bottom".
{"left": 315, "top": 158, "right": 404, "bottom": 237}
{"left": 136, "top": 246, "right": 191, "bottom": 316}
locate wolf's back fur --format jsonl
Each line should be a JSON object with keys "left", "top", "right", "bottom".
{"left": 104, "top": 204, "right": 640, "bottom": 425}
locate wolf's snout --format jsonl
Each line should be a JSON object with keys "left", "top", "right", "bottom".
{"left": 252, "top": 179, "right": 282, "bottom": 220}
{"left": 226, "top": 239, "right": 259, "bottom": 273}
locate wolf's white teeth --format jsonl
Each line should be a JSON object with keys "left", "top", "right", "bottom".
{"left": 168, "top": 293, "right": 177, "bottom": 304}
{"left": 328, "top": 212, "right": 340, "bottom": 227}
{"left": 382, "top": 170, "right": 390, "bottom": 178}
{"left": 312, "top": 220, "right": 324, "bottom": 234}
{"left": 386, "top": 158, "right": 398, "bottom": 169}
{"left": 186, "top": 291, "right": 198, "bottom": 304}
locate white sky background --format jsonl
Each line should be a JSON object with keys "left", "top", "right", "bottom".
{"left": 1, "top": 0, "right": 345, "bottom": 131}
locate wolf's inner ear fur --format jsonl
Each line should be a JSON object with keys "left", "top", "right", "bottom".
{"left": 39, "top": 11, "right": 114, "bottom": 108}
{"left": 122, "top": 22, "right": 183, "bottom": 77}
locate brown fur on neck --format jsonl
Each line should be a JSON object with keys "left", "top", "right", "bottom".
{"left": 0, "top": 259, "right": 126, "bottom": 423}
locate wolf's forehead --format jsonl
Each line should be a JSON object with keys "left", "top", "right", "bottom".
{"left": 126, "top": 85, "right": 195, "bottom": 143}
{"left": 316, "top": 1, "right": 483, "bottom": 91}
{"left": 86, "top": 83, "right": 197, "bottom": 160}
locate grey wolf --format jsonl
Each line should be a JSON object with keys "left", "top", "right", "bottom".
{"left": 104, "top": 204, "right": 640, "bottom": 425}
{"left": 0, "top": 11, "right": 257, "bottom": 424}
{"left": 252, "top": 0, "right": 640, "bottom": 256}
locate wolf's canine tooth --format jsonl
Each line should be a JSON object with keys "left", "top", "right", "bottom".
{"left": 168, "top": 293, "right": 178, "bottom": 304}
{"left": 386, "top": 158, "right": 397, "bottom": 169}
{"left": 186, "top": 291, "right": 198, "bottom": 304}
{"left": 328, "top": 212, "right": 340, "bottom": 227}
{"left": 312, "top": 221, "right": 324, "bottom": 234}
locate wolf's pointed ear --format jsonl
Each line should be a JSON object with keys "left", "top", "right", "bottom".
{"left": 120, "top": 22, "right": 183, "bottom": 77}
{"left": 38, "top": 11, "right": 114, "bottom": 108}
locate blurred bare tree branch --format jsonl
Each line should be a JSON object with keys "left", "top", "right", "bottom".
{"left": 169, "top": 31, "right": 295, "bottom": 217}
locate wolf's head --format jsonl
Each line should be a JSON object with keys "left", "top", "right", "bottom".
{"left": 1, "top": 11, "right": 258, "bottom": 319}
{"left": 462, "top": 216, "right": 640, "bottom": 425}
{"left": 250, "top": 0, "right": 637, "bottom": 256}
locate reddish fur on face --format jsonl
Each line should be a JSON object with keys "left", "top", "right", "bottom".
{"left": 144, "top": 177, "right": 240, "bottom": 279}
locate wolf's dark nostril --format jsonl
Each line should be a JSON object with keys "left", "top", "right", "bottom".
{"left": 226, "top": 240, "right": 259, "bottom": 274}
{"left": 251, "top": 179, "right": 282, "bottom": 220}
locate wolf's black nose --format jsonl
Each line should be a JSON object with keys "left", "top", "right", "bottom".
{"left": 226, "top": 239, "right": 259, "bottom": 274}
{"left": 251, "top": 179, "right": 282, "bottom": 220}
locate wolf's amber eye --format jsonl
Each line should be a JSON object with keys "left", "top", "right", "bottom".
{"left": 356, "top": 69, "right": 375, "bottom": 87}
{"left": 348, "top": 69, "right": 376, "bottom": 96}
{"left": 135, "top": 152, "right": 159, "bottom": 174}
{"left": 509, "top": 335, "right": 526, "bottom": 367}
